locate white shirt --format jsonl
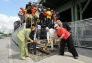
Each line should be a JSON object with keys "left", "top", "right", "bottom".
{"left": 37, "top": 25, "right": 41, "bottom": 30}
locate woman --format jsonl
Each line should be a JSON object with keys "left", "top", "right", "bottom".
{"left": 17, "top": 25, "right": 35, "bottom": 60}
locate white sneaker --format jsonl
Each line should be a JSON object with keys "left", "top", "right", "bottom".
{"left": 21, "top": 57, "right": 26, "bottom": 60}
{"left": 26, "top": 57, "right": 30, "bottom": 60}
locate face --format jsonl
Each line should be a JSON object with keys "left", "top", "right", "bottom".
{"left": 54, "top": 26, "right": 59, "bottom": 30}
{"left": 31, "top": 7, "right": 37, "bottom": 13}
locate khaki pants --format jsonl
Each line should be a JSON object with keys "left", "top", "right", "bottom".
{"left": 18, "top": 38, "right": 29, "bottom": 58}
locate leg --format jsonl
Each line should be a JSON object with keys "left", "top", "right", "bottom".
{"left": 66, "top": 36, "right": 78, "bottom": 58}
{"left": 25, "top": 43, "right": 29, "bottom": 57}
{"left": 47, "top": 32, "right": 50, "bottom": 47}
{"left": 18, "top": 39, "right": 26, "bottom": 59}
{"left": 33, "top": 42, "right": 37, "bottom": 55}
{"left": 59, "top": 39, "right": 66, "bottom": 55}
{"left": 50, "top": 38, "right": 54, "bottom": 50}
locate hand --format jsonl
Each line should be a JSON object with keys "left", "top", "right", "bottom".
{"left": 30, "top": 40, "right": 33, "bottom": 43}
{"left": 33, "top": 40, "right": 36, "bottom": 43}
{"left": 57, "top": 38, "right": 61, "bottom": 41}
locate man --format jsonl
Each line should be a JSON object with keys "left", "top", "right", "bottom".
{"left": 55, "top": 20, "right": 71, "bottom": 32}
{"left": 54, "top": 24, "right": 78, "bottom": 59}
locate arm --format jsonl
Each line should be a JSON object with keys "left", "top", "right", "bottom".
{"left": 58, "top": 28, "right": 65, "bottom": 40}
{"left": 59, "top": 34, "right": 65, "bottom": 39}
{"left": 26, "top": 29, "right": 33, "bottom": 42}
{"left": 57, "top": 34, "right": 65, "bottom": 42}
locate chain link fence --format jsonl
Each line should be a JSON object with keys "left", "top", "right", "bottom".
{"left": 68, "top": 18, "right": 92, "bottom": 48}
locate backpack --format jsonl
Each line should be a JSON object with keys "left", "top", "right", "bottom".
{"left": 63, "top": 22, "right": 71, "bottom": 31}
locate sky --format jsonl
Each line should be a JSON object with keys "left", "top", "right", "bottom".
{"left": 0, "top": 0, "right": 38, "bottom": 33}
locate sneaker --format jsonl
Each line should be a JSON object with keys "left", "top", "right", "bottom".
{"left": 59, "top": 53, "right": 64, "bottom": 56}
{"left": 21, "top": 57, "right": 26, "bottom": 60}
{"left": 26, "top": 55, "right": 30, "bottom": 57}
{"left": 26, "top": 57, "right": 30, "bottom": 60}
{"left": 74, "top": 56, "right": 78, "bottom": 59}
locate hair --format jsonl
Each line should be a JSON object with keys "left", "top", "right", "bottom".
{"left": 32, "top": 23, "right": 36, "bottom": 27}
{"left": 26, "top": 18, "right": 31, "bottom": 28}
{"left": 26, "top": 25, "right": 31, "bottom": 28}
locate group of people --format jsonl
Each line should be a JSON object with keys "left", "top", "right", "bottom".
{"left": 16, "top": 2, "right": 78, "bottom": 60}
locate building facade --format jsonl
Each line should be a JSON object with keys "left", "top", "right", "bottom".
{"left": 40, "top": 0, "right": 92, "bottom": 22}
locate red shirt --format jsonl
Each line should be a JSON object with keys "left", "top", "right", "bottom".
{"left": 56, "top": 27, "right": 71, "bottom": 40}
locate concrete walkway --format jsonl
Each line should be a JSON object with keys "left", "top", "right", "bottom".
{"left": 37, "top": 55, "right": 84, "bottom": 63}
{"left": 37, "top": 52, "right": 92, "bottom": 63}
{"left": 0, "top": 37, "right": 9, "bottom": 63}
{"left": 0, "top": 37, "right": 92, "bottom": 63}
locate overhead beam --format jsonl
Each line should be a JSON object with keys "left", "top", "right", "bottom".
{"left": 81, "top": 0, "right": 91, "bottom": 14}
{"left": 58, "top": 1, "right": 72, "bottom": 12}
{"left": 43, "top": 1, "right": 57, "bottom": 8}
{"left": 79, "top": 3, "right": 83, "bottom": 20}
{"left": 40, "top": 0, "right": 46, "bottom": 4}
{"left": 58, "top": 0, "right": 87, "bottom": 12}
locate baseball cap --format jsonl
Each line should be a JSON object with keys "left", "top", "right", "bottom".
{"left": 54, "top": 24, "right": 58, "bottom": 28}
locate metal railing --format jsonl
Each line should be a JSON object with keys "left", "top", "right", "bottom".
{"left": 69, "top": 18, "right": 92, "bottom": 48}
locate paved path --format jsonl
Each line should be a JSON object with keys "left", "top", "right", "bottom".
{"left": 0, "top": 37, "right": 9, "bottom": 63}
{"left": 0, "top": 37, "right": 92, "bottom": 63}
